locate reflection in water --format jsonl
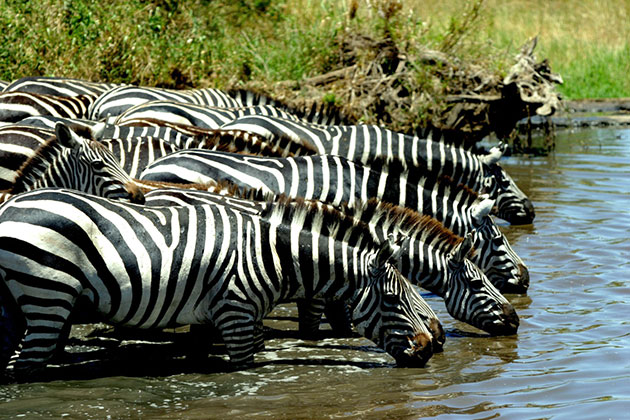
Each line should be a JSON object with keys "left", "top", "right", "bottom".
{"left": 1, "top": 128, "right": 629, "bottom": 419}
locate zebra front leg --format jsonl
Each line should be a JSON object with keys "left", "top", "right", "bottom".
{"left": 323, "top": 300, "right": 354, "bottom": 337}
{"left": 217, "top": 318, "right": 259, "bottom": 368}
{"left": 296, "top": 298, "right": 326, "bottom": 339}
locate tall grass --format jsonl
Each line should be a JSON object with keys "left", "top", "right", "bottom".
{"left": 0, "top": 0, "right": 628, "bottom": 99}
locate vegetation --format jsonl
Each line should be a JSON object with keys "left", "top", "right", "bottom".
{"left": 0, "top": 0, "right": 627, "bottom": 129}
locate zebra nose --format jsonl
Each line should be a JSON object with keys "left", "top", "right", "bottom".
{"left": 491, "top": 302, "right": 519, "bottom": 335}
{"left": 501, "top": 265, "right": 530, "bottom": 295}
{"left": 396, "top": 332, "right": 433, "bottom": 368}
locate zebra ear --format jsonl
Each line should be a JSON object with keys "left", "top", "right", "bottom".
{"left": 480, "top": 143, "right": 506, "bottom": 165}
{"left": 471, "top": 196, "right": 495, "bottom": 224}
{"left": 449, "top": 231, "right": 475, "bottom": 266}
{"left": 55, "top": 123, "right": 82, "bottom": 149}
{"left": 89, "top": 122, "right": 107, "bottom": 140}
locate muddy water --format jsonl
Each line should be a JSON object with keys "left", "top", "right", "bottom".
{"left": 1, "top": 128, "right": 629, "bottom": 419}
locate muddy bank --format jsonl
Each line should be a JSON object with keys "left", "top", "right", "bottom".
{"left": 518, "top": 98, "right": 630, "bottom": 130}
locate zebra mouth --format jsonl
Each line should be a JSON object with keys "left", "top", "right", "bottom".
{"left": 485, "top": 303, "right": 520, "bottom": 336}
{"left": 390, "top": 332, "right": 433, "bottom": 367}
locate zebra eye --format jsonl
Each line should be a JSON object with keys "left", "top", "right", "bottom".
{"left": 91, "top": 160, "right": 106, "bottom": 170}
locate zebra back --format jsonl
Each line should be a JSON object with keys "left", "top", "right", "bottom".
{"left": 0, "top": 91, "right": 93, "bottom": 123}
{"left": 226, "top": 87, "right": 352, "bottom": 125}
{"left": 2, "top": 76, "right": 119, "bottom": 98}
{"left": 118, "top": 117, "right": 318, "bottom": 157}
{"left": 88, "top": 85, "right": 243, "bottom": 122}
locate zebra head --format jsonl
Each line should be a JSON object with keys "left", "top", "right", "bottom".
{"left": 352, "top": 237, "right": 439, "bottom": 367}
{"left": 445, "top": 232, "right": 520, "bottom": 336}
{"left": 480, "top": 144, "right": 535, "bottom": 225}
{"left": 54, "top": 122, "right": 145, "bottom": 204}
{"left": 468, "top": 196, "right": 530, "bottom": 294}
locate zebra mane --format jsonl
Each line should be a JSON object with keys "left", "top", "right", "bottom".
{"left": 367, "top": 155, "right": 480, "bottom": 200}
{"left": 260, "top": 194, "right": 381, "bottom": 253}
{"left": 229, "top": 182, "right": 465, "bottom": 255}
{"left": 134, "top": 177, "right": 255, "bottom": 198}
{"left": 345, "top": 198, "right": 464, "bottom": 254}
{"left": 226, "top": 87, "right": 354, "bottom": 126}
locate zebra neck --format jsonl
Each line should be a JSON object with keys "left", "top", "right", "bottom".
{"left": 10, "top": 143, "right": 67, "bottom": 194}
{"left": 270, "top": 218, "right": 373, "bottom": 302}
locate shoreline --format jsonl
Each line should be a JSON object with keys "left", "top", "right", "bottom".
{"left": 518, "top": 98, "right": 630, "bottom": 130}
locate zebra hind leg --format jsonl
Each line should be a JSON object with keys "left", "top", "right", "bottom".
{"left": 0, "top": 286, "right": 26, "bottom": 377}
{"left": 9, "top": 302, "right": 75, "bottom": 377}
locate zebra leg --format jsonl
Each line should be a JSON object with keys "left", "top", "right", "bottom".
{"left": 252, "top": 322, "right": 266, "bottom": 354}
{"left": 218, "top": 319, "right": 258, "bottom": 367}
{"left": 0, "top": 286, "right": 25, "bottom": 374}
{"left": 323, "top": 300, "right": 354, "bottom": 337}
{"left": 10, "top": 297, "right": 76, "bottom": 375}
{"left": 296, "top": 298, "right": 325, "bottom": 339}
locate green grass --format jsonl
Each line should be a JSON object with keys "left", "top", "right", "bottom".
{"left": 0, "top": 0, "right": 628, "bottom": 100}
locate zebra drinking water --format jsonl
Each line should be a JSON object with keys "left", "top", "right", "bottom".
{"left": 139, "top": 151, "right": 529, "bottom": 293}
{"left": 0, "top": 188, "right": 437, "bottom": 376}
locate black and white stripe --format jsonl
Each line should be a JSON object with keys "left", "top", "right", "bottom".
{"left": 89, "top": 85, "right": 243, "bottom": 122}
{"left": 0, "top": 122, "right": 144, "bottom": 204}
{"left": 219, "top": 114, "right": 535, "bottom": 224}
{"left": 0, "top": 91, "right": 93, "bottom": 123}
{"left": 139, "top": 151, "right": 529, "bottom": 293}
{"left": 0, "top": 189, "right": 437, "bottom": 374}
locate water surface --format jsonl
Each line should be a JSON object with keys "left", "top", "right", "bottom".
{"left": 1, "top": 128, "right": 628, "bottom": 419}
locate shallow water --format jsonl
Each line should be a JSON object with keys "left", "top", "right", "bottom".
{"left": 1, "top": 128, "right": 629, "bottom": 419}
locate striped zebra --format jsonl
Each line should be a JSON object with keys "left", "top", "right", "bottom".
{"left": 0, "top": 122, "right": 144, "bottom": 204}
{"left": 218, "top": 114, "right": 535, "bottom": 225}
{"left": 0, "top": 80, "right": 8, "bottom": 92}
{"left": 149, "top": 186, "right": 517, "bottom": 337}
{"left": 0, "top": 189, "right": 437, "bottom": 375}
{"left": 89, "top": 85, "right": 244, "bottom": 122}
{"left": 116, "top": 117, "right": 318, "bottom": 157}
{"left": 2, "top": 76, "right": 119, "bottom": 99}
{"left": 0, "top": 119, "right": 311, "bottom": 183}
{"left": 139, "top": 151, "right": 529, "bottom": 293}
{"left": 112, "top": 100, "right": 323, "bottom": 131}
{"left": 0, "top": 91, "right": 93, "bottom": 123}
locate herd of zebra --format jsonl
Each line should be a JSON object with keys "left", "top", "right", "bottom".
{"left": 0, "top": 76, "right": 533, "bottom": 379}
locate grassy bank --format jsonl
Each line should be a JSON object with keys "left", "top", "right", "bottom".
{"left": 0, "top": 1, "right": 627, "bottom": 99}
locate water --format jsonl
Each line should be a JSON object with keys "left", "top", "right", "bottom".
{"left": 1, "top": 128, "right": 629, "bottom": 419}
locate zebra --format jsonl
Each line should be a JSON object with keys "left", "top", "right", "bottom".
{"left": 111, "top": 99, "right": 327, "bottom": 131}
{"left": 225, "top": 87, "right": 351, "bottom": 125}
{"left": 0, "top": 188, "right": 438, "bottom": 375}
{"left": 88, "top": 85, "right": 244, "bottom": 122}
{"left": 0, "top": 91, "right": 94, "bottom": 123}
{"left": 116, "top": 117, "right": 319, "bottom": 157}
{"left": 139, "top": 151, "right": 529, "bottom": 293}
{"left": 0, "top": 122, "right": 144, "bottom": 204}
{"left": 143, "top": 186, "right": 519, "bottom": 338}
{"left": 217, "top": 114, "right": 535, "bottom": 224}
{"left": 1, "top": 76, "right": 120, "bottom": 99}
{"left": 0, "top": 80, "right": 8, "bottom": 92}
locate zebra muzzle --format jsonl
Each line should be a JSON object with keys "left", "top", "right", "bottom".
{"left": 394, "top": 332, "right": 433, "bottom": 368}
